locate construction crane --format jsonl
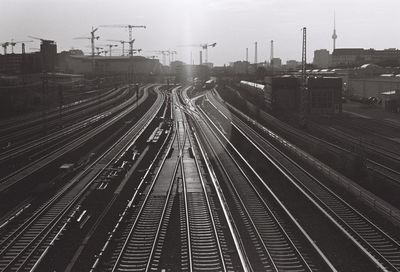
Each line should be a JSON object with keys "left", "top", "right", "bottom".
{"left": 99, "top": 24, "right": 146, "bottom": 56}
{"left": 94, "top": 46, "right": 103, "bottom": 55}
{"left": 9, "top": 40, "right": 33, "bottom": 54}
{"left": 74, "top": 27, "right": 100, "bottom": 57}
{"left": 169, "top": 50, "right": 177, "bottom": 62}
{"left": 28, "top": 36, "right": 55, "bottom": 45}
{"left": 1, "top": 42, "right": 9, "bottom": 55}
{"left": 148, "top": 50, "right": 176, "bottom": 65}
{"left": 132, "top": 48, "right": 142, "bottom": 54}
{"left": 179, "top": 43, "right": 216, "bottom": 63}
{"left": 99, "top": 44, "right": 118, "bottom": 56}
{"left": 107, "top": 40, "right": 127, "bottom": 56}
{"left": 148, "top": 50, "right": 170, "bottom": 65}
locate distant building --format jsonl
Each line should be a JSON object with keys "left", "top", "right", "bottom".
{"left": 203, "top": 62, "right": 214, "bottom": 69}
{"left": 332, "top": 48, "right": 400, "bottom": 67}
{"left": 231, "top": 61, "right": 250, "bottom": 74}
{"left": 286, "top": 60, "right": 301, "bottom": 71}
{"left": 175, "top": 64, "right": 210, "bottom": 82}
{"left": 307, "top": 76, "right": 342, "bottom": 114}
{"left": 381, "top": 90, "right": 400, "bottom": 113}
{"left": 0, "top": 42, "right": 57, "bottom": 75}
{"left": 170, "top": 60, "right": 185, "bottom": 75}
{"left": 348, "top": 73, "right": 400, "bottom": 100}
{"left": 313, "top": 49, "right": 331, "bottom": 68}
{"left": 64, "top": 55, "right": 161, "bottom": 76}
{"left": 40, "top": 41, "right": 57, "bottom": 72}
{"left": 271, "top": 58, "right": 282, "bottom": 69}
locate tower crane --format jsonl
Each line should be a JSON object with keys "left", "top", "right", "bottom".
{"left": 107, "top": 40, "right": 126, "bottom": 56}
{"left": 27, "top": 36, "right": 55, "bottom": 61}
{"left": 1, "top": 42, "right": 10, "bottom": 55}
{"left": 169, "top": 50, "right": 177, "bottom": 62}
{"left": 73, "top": 27, "right": 100, "bottom": 57}
{"left": 99, "top": 44, "right": 118, "bottom": 56}
{"left": 94, "top": 47, "right": 103, "bottom": 55}
{"left": 99, "top": 24, "right": 146, "bottom": 56}
{"left": 9, "top": 40, "right": 33, "bottom": 54}
{"left": 148, "top": 50, "right": 171, "bottom": 65}
{"left": 179, "top": 42, "right": 216, "bottom": 63}
{"left": 28, "top": 36, "right": 55, "bottom": 44}
{"left": 107, "top": 39, "right": 135, "bottom": 56}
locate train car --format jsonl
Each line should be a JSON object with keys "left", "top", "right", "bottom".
{"left": 204, "top": 78, "right": 216, "bottom": 90}
{"left": 239, "top": 80, "right": 266, "bottom": 107}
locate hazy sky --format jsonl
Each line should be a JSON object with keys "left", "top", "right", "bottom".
{"left": 1, "top": 0, "right": 399, "bottom": 66}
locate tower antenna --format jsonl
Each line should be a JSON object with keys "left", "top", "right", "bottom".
{"left": 332, "top": 11, "right": 337, "bottom": 51}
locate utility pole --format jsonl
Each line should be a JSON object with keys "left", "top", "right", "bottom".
{"left": 200, "top": 51, "right": 203, "bottom": 65}
{"left": 246, "top": 47, "right": 248, "bottom": 62}
{"left": 254, "top": 41, "right": 258, "bottom": 66}
{"left": 300, "top": 27, "right": 307, "bottom": 128}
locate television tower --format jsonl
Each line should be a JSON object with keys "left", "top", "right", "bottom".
{"left": 332, "top": 11, "right": 337, "bottom": 51}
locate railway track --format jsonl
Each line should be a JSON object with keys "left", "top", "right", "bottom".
{"left": 94, "top": 86, "right": 235, "bottom": 271}
{"left": 316, "top": 122, "right": 400, "bottom": 162}
{"left": 190, "top": 96, "right": 331, "bottom": 271}
{"left": 205, "top": 93, "right": 400, "bottom": 271}
{"left": 175, "top": 89, "right": 228, "bottom": 271}
{"left": 219, "top": 87, "right": 400, "bottom": 187}
{"left": 0, "top": 86, "right": 164, "bottom": 271}
{"left": 0, "top": 85, "right": 149, "bottom": 193}
{"left": 0, "top": 86, "right": 140, "bottom": 178}
{"left": 0, "top": 86, "right": 124, "bottom": 147}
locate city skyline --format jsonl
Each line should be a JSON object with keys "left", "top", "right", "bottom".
{"left": 1, "top": 0, "right": 400, "bottom": 66}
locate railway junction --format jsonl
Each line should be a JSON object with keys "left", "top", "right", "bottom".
{"left": 0, "top": 82, "right": 399, "bottom": 272}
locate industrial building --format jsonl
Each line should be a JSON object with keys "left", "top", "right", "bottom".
{"left": 348, "top": 74, "right": 400, "bottom": 100}
{"left": 331, "top": 48, "right": 400, "bottom": 67}
{"left": 0, "top": 41, "right": 57, "bottom": 75}
{"left": 380, "top": 90, "right": 400, "bottom": 113}
{"left": 307, "top": 76, "right": 342, "bottom": 114}
{"left": 64, "top": 55, "right": 161, "bottom": 76}
{"left": 313, "top": 49, "right": 331, "bottom": 68}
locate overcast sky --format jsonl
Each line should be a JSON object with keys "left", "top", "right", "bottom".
{"left": 1, "top": 0, "right": 399, "bottom": 66}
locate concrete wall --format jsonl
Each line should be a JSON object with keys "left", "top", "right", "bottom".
{"left": 348, "top": 77, "right": 400, "bottom": 99}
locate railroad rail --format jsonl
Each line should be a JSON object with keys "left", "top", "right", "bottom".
{"left": 192, "top": 99, "right": 329, "bottom": 271}
{"left": 219, "top": 86, "right": 400, "bottom": 187}
{"left": 206, "top": 93, "right": 400, "bottom": 272}
{"left": 0, "top": 86, "right": 124, "bottom": 145}
{"left": 175, "top": 88, "right": 228, "bottom": 271}
{"left": 0, "top": 87, "right": 134, "bottom": 165}
{"left": 0, "top": 86, "right": 164, "bottom": 271}
{"left": 0, "top": 85, "right": 149, "bottom": 193}
{"left": 97, "top": 86, "right": 230, "bottom": 271}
